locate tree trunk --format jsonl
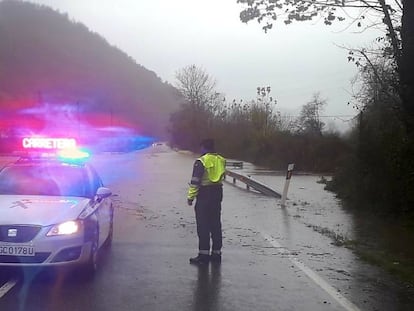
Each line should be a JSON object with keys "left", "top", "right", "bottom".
{"left": 401, "top": 0, "right": 414, "bottom": 132}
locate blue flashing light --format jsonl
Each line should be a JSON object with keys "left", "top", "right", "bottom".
{"left": 57, "top": 148, "right": 90, "bottom": 162}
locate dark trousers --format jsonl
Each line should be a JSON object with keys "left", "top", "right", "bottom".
{"left": 194, "top": 185, "right": 223, "bottom": 252}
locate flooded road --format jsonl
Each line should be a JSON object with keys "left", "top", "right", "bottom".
{"left": 0, "top": 147, "right": 413, "bottom": 310}
{"left": 229, "top": 161, "right": 414, "bottom": 310}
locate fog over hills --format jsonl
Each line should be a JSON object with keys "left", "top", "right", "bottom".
{"left": 0, "top": 0, "right": 182, "bottom": 139}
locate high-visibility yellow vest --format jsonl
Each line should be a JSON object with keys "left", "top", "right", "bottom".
{"left": 198, "top": 153, "right": 226, "bottom": 185}
{"left": 187, "top": 153, "right": 226, "bottom": 200}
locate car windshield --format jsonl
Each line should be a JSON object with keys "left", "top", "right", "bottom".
{"left": 0, "top": 164, "right": 92, "bottom": 197}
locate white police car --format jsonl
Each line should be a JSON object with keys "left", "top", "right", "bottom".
{"left": 0, "top": 137, "right": 113, "bottom": 276}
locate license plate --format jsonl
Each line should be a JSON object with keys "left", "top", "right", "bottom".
{"left": 0, "top": 244, "right": 35, "bottom": 257}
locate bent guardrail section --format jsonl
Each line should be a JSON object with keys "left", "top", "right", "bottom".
{"left": 225, "top": 169, "right": 282, "bottom": 198}
{"left": 226, "top": 161, "right": 243, "bottom": 169}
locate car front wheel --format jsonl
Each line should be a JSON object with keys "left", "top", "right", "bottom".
{"left": 81, "top": 228, "right": 99, "bottom": 279}
{"left": 104, "top": 207, "right": 114, "bottom": 248}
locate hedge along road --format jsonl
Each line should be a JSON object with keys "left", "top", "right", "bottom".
{"left": 0, "top": 146, "right": 409, "bottom": 311}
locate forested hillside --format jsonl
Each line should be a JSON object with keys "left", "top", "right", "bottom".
{"left": 0, "top": 0, "right": 181, "bottom": 140}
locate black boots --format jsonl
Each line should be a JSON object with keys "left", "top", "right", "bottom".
{"left": 210, "top": 253, "right": 222, "bottom": 263}
{"left": 189, "top": 253, "right": 222, "bottom": 264}
{"left": 189, "top": 254, "right": 210, "bottom": 265}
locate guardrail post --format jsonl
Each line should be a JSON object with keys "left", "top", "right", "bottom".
{"left": 281, "top": 163, "right": 294, "bottom": 207}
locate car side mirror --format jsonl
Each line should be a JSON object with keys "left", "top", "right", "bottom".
{"left": 95, "top": 187, "right": 112, "bottom": 202}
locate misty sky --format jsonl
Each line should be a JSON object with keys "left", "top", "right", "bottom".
{"left": 25, "top": 0, "right": 383, "bottom": 131}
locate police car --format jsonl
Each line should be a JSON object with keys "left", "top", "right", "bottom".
{"left": 0, "top": 137, "right": 113, "bottom": 276}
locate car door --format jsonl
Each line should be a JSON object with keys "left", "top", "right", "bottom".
{"left": 88, "top": 167, "right": 111, "bottom": 248}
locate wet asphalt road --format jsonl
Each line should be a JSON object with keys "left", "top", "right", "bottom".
{"left": 0, "top": 147, "right": 412, "bottom": 310}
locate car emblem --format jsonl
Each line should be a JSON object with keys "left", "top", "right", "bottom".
{"left": 10, "top": 201, "right": 29, "bottom": 209}
{"left": 8, "top": 229, "right": 17, "bottom": 237}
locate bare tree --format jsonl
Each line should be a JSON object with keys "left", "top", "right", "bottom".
{"left": 296, "top": 92, "right": 327, "bottom": 135}
{"left": 175, "top": 65, "right": 218, "bottom": 109}
{"left": 173, "top": 65, "right": 220, "bottom": 148}
{"left": 251, "top": 86, "right": 278, "bottom": 136}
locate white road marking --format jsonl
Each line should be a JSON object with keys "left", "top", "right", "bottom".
{"left": 0, "top": 278, "right": 18, "bottom": 299}
{"left": 261, "top": 232, "right": 362, "bottom": 311}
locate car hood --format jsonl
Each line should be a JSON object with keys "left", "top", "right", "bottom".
{"left": 0, "top": 195, "right": 90, "bottom": 226}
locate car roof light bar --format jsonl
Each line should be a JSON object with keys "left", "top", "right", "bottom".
{"left": 18, "top": 137, "right": 90, "bottom": 163}
{"left": 22, "top": 137, "right": 76, "bottom": 150}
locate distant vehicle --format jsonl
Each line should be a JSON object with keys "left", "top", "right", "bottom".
{"left": 0, "top": 137, "right": 113, "bottom": 277}
{"left": 152, "top": 141, "right": 167, "bottom": 147}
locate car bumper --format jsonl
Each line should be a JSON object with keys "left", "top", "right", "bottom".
{"left": 0, "top": 233, "right": 93, "bottom": 267}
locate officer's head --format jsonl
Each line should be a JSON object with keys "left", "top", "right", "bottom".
{"left": 200, "top": 138, "right": 215, "bottom": 153}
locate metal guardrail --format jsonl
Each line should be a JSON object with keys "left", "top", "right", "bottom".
{"left": 226, "top": 161, "right": 243, "bottom": 169}
{"left": 225, "top": 169, "right": 282, "bottom": 198}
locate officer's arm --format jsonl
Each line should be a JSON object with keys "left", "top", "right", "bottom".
{"left": 187, "top": 160, "right": 204, "bottom": 203}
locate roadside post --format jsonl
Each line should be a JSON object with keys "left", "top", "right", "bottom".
{"left": 281, "top": 163, "right": 294, "bottom": 207}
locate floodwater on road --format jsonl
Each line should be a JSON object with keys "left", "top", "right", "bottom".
{"left": 93, "top": 148, "right": 414, "bottom": 310}
{"left": 233, "top": 161, "right": 414, "bottom": 309}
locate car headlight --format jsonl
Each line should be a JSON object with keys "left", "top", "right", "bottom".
{"left": 47, "top": 220, "right": 81, "bottom": 236}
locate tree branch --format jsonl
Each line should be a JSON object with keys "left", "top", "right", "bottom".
{"left": 393, "top": 0, "right": 402, "bottom": 11}
{"left": 377, "top": 0, "right": 401, "bottom": 67}
{"left": 357, "top": 48, "right": 401, "bottom": 106}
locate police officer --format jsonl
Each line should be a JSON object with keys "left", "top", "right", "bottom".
{"left": 187, "top": 138, "right": 226, "bottom": 265}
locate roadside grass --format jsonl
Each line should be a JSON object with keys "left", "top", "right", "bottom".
{"left": 353, "top": 247, "right": 414, "bottom": 287}
{"left": 307, "top": 224, "right": 414, "bottom": 287}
